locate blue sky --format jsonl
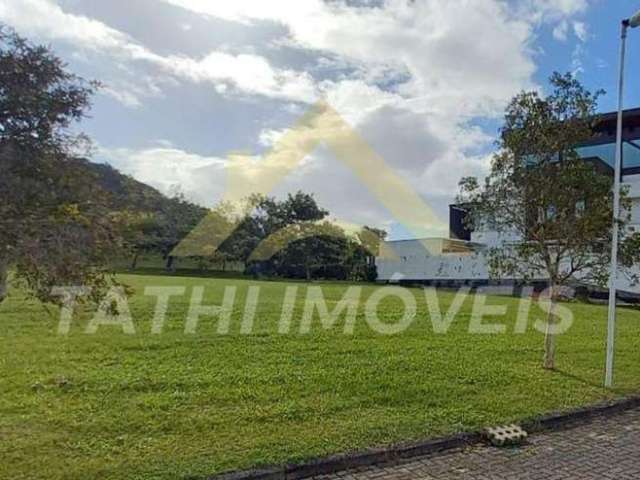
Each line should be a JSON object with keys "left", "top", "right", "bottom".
{"left": 2, "top": 0, "right": 639, "bottom": 239}
{"left": 534, "top": 1, "right": 640, "bottom": 112}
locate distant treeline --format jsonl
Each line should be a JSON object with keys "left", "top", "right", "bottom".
{"left": 96, "top": 161, "right": 385, "bottom": 281}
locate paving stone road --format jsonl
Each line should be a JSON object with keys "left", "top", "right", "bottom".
{"left": 311, "top": 407, "right": 640, "bottom": 479}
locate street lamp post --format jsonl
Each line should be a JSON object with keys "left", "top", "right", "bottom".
{"left": 605, "top": 10, "right": 640, "bottom": 389}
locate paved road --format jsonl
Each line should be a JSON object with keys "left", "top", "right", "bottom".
{"left": 311, "top": 407, "right": 640, "bottom": 479}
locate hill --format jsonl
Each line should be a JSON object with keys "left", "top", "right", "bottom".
{"left": 72, "top": 158, "right": 209, "bottom": 268}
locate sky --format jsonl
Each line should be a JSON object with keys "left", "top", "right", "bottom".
{"left": 2, "top": 0, "right": 640, "bottom": 239}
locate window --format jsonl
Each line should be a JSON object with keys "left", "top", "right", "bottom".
{"left": 623, "top": 141, "right": 640, "bottom": 169}
{"left": 575, "top": 143, "right": 616, "bottom": 168}
{"left": 574, "top": 140, "right": 640, "bottom": 172}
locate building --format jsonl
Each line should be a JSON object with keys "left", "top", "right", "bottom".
{"left": 376, "top": 108, "right": 640, "bottom": 294}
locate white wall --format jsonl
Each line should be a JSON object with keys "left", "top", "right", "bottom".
{"left": 470, "top": 229, "right": 521, "bottom": 247}
{"left": 376, "top": 173, "right": 640, "bottom": 292}
{"left": 623, "top": 173, "right": 640, "bottom": 198}
{"left": 623, "top": 174, "right": 640, "bottom": 230}
{"left": 376, "top": 238, "right": 640, "bottom": 294}
{"left": 377, "top": 240, "right": 494, "bottom": 282}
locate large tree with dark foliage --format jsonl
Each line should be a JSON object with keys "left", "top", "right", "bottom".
{"left": 458, "top": 73, "right": 640, "bottom": 369}
{"left": 158, "top": 192, "right": 209, "bottom": 271}
{"left": 216, "top": 191, "right": 328, "bottom": 264}
{"left": 196, "top": 191, "right": 381, "bottom": 281}
{"left": 0, "top": 26, "right": 119, "bottom": 304}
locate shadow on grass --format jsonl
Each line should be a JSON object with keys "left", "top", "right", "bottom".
{"left": 115, "top": 267, "right": 248, "bottom": 280}
{"left": 553, "top": 368, "right": 621, "bottom": 393}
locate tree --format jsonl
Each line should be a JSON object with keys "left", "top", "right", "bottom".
{"left": 0, "top": 26, "right": 119, "bottom": 304}
{"left": 249, "top": 191, "right": 329, "bottom": 238}
{"left": 155, "top": 192, "right": 207, "bottom": 271}
{"left": 171, "top": 201, "right": 237, "bottom": 271}
{"left": 218, "top": 191, "right": 329, "bottom": 270}
{"left": 458, "top": 72, "right": 640, "bottom": 370}
{"left": 262, "top": 221, "right": 347, "bottom": 280}
{"left": 176, "top": 190, "right": 385, "bottom": 281}
{"left": 90, "top": 166, "right": 209, "bottom": 272}
{"left": 354, "top": 226, "right": 387, "bottom": 281}
{"left": 117, "top": 211, "right": 163, "bottom": 270}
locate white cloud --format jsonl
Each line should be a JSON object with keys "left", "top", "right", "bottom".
{"left": 258, "top": 128, "right": 287, "bottom": 147}
{"left": 523, "top": 0, "right": 589, "bottom": 48}
{"left": 0, "top": 0, "right": 317, "bottom": 103}
{"left": 164, "top": 0, "right": 536, "bottom": 118}
{"left": 98, "top": 0, "right": 550, "bottom": 233}
{"left": 524, "top": 0, "right": 589, "bottom": 22}
{"left": 553, "top": 20, "right": 569, "bottom": 41}
{"left": 162, "top": 0, "right": 588, "bottom": 31}
{"left": 322, "top": 80, "right": 398, "bottom": 124}
{"left": 573, "top": 21, "right": 588, "bottom": 42}
{"left": 571, "top": 43, "right": 585, "bottom": 75}
{"left": 2, "top": 0, "right": 594, "bottom": 236}
{"left": 154, "top": 52, "right": 318, "bottom": 102}
{"left": 99, "top": 74, "right": 165, "bottom": 108}
{"left": 161, "top": 0, "right": 318, "bottom": 25}
{"left": 102, "top": 86, "right": 143, "bottom": 108}
{"left": 143, "top": 0, "right": 545, "bottom": 233}
{"left": 0, "top": 0, "right": 131, "bottom": 51}
{"left": 552, "top": 19, "right": 588, "bottom": 44}
{"left": 101, "top": 147, "right": 228, "bottom": 206}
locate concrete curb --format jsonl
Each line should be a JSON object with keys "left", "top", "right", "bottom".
{"left": 205, "top": 395, "right": 640, "bottom": 480}
{"left": 522, "top": 395, "right": 640, "bottom": 433}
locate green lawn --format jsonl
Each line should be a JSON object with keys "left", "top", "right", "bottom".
{"left": 1, "top": 273, "right": 640, "bottom": 479}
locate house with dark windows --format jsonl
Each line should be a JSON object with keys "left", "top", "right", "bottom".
{"left": 376, "top": 108, "right": 640, "bottom": 294}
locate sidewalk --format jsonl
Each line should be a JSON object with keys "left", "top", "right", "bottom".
{"left": 310, "top": 407, "right": 640, "bottom": 480}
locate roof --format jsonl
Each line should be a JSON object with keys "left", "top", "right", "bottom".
{"left": 593, "top": 108, "right": 640, "bottom": 132}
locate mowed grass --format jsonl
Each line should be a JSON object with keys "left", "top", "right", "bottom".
{"left": 1, "top": 273, "right": 640, "bottom": 479}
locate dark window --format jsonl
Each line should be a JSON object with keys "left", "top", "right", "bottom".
{"left": 449, "top": 205, "right": 471, "bottom": 241}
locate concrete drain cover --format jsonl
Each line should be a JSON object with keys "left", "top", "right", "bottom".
{"left": 485, "top": 424, "right": 528, "bottom": 447}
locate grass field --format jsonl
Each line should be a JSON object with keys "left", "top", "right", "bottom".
{"left": 2, "top": 273, "right": 640, "bottom": 479}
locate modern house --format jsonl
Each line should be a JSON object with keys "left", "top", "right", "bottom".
{"left": 376, "top": 108, "right": 640, "bottom": 294}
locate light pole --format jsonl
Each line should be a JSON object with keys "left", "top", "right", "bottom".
{"left": 605, "top": 10, "right": 640, "bottom": 388}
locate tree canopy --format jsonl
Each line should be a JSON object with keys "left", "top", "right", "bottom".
{"left": 0, "top": 26, "right": 116, "bottom": 304}
{"left": 458, "top": 72, "right": 640, "bottom": 369}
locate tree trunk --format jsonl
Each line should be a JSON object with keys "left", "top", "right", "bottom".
{"left": 305, "top": 259, "right": 311, "bottom": 281}
{"left": 130, "top": 251, "right": 139, "bottom": 271}
{"left": 166, "top": 255, "right": 175, "bottom": 272}
{"left": 543, "top": 285, "right": 557, "bottom": 370}
{"left": 0, "top": 257, "right": 7, "bottom": 304}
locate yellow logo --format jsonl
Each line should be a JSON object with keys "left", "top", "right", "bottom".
{"left": 172, "top": 100, "right": 446, "bottom": 260}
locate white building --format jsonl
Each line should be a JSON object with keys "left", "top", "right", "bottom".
{"left": 376, "top": 109, "right": 640, "bottom": 295}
